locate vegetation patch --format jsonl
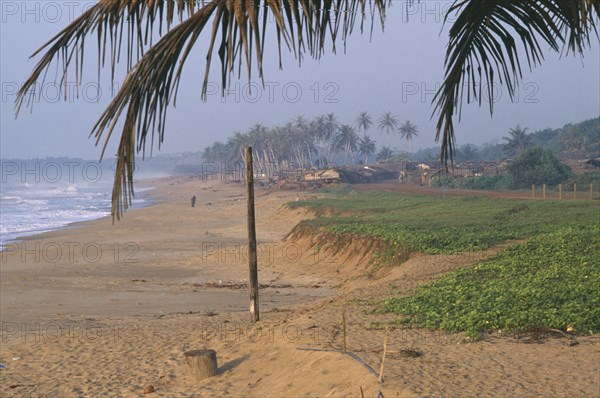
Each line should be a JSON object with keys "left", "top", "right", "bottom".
{"left": 381, "top": 225, "right": 600, "bottom": 336}
{"left": 290, "top": 191, "right": 599, "bottom": 336}
{"left": 290, "top": 191, "right": 596, "bottom": 259}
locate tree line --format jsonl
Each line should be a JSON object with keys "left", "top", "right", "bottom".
{"left": 414, "top": 117, "right": 599, "bottom": 163}
{"left": 200, "top": 112, "right": 419, "bottom": 175}
{"left": 202, "top": 115, "right": 599, "bottom": 173}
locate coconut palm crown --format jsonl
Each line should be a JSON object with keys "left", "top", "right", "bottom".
{"left": 399, "top": 120, "right": 418, "bottom": 151}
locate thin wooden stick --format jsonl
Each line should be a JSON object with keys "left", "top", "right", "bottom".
{"left": 346, "top": 352, "right": 380, "bottom": 377}
{"left": 342, "top": 310, "right": 347, "bottom": 353}
{"left": 376, "top": 327, "right": 388, "bottom": 398}
{"left": 296, "top": 347, "right": 339, "bottom": 352}
{"left": 360, "top": 386, "right": 365, "bottom": 398}
{"left": 378, "top": 327, "right": 388, "bottom": 383}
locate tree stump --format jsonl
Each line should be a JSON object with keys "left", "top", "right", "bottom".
{"left": 184, "top": 349, "right": 218, "bottom": 381}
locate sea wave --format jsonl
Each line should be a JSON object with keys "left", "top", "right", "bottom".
{"left": 0, "top": 195, "right": 24, "bottom": 204}
{"left": 0, "top": 182, "right": 154, "bottom": 249}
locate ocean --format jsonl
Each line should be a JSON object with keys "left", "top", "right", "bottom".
{"left": 0, "top": 159, "right": 152, "bottom": 248}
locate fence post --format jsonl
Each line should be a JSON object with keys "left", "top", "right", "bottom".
{"left": 573, "top": 183, "right": 577, "bottom": 200}
{"left": 559, "top": 184, "right": 562, "bottom": 200}
{"left": 542, "top": 184, "right": 546, "bottom": 199}
{"left": 532, "top": 185, "right": 536, "bottom": 199}
{"left": 591, "top": 183, "right": 594, "bottom": 200}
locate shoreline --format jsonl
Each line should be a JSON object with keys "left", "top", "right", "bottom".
{"left": 1, "top": 178, "right": 160, "bottom": 249}
{"left": 0, "top": 177, "right": 331, "bottom": 325}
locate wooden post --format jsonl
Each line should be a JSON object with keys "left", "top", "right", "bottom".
{"left": 378, "top": 327, "right": 388, "bottom": 384}
{"left": 184, "top": 349, "right": 218, "bottom": 381}
{"left": 559, "top": 184, "right": 562, "bottom": 200}
{"left": 245, "top": 147, "right": 260, "bottom": 322}
{"left": 342, "top": 310, "right": 347, "bottom": 353}
{"left": 532, "top": 185, "right": 535, "bottom": 199}
{"left": 573, "top": 183, "right": 577, "bottom": 200}
{"left": 542, "top": 184, "right": 546, "bottom": 199}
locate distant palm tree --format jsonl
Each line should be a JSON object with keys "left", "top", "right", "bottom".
{"left": 247, "top": 123, "right": 271, "bottom": 175}
{"left": 312, "top": 115, "right": 327, "bottom": 168}
{"left": 293, "top": 115, "right": 315, "bottom": 166}
{"left": 358, "top": 135, "right": 377, "bottom": 165}
{"left": 355, "top": 112, "right": 372, "bottom": 137}
{"left": 377, "top": 146, "right": 395, "bottom": 163}
{"left": 502, "top": 125, "right": 532, "bottom": 157}
{"left": 457, "top": 144, "right": 479, "bottom": 162}
{"left": 16, "top": 0, "right": 598, "bottom": 217}
{"left": 227, "top": 132, "right": 249, "bottom": 163}
{"left": 323, "top": 113, "right": 339, "bottom": 165}
{"left": 398, "top": 120, "right": 418, "bottom": 151}
{"left": 334, "top": 125, "right": 359, "bottom": 165}
{"left": 378, "top": 112, "right": 399, "bottom": 159}
{"left": 293, "top": 115, "right": 310, "bottom": 134}
{"left": 201, "top": 145, "right": 215, "bottom": 163}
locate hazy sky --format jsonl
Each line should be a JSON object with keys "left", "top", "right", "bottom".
{"left": 1, "top": 1, "right": 599, "bottom": 160}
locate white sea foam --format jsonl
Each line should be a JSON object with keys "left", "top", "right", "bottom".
{"left": 0, "top": 178, "right": 153, "bottom": 249}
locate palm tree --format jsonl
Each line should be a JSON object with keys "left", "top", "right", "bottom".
{"left": 201, "top": 145, "right": 216, "bottom": 163}
{"left": 355, "top": 112, "right": 372, "bottom": 137}
{"left": 247, "top": 123, "right": 272, "bottom": 176}
{"left": 398, "top": 120, "right": 418, "bottom": 151}
{"left": 15, "top": 1, "right": 598, "bottom": 218}
{"left": 311, "top": 115, "right": 327, "bottom": 168}
{"left": 376, "top": 146, "right": 395, "bottom": 163}
{"left": 293, "top": 115, "right": 316, "bottom": 167}
{"left": 293, "top": 115, "right": 308, "bottom": 132}
{"left": 457, "top": 144, "right": 480, "bottom": 162}
{"left": 358, "top": 135, "right": 377, "bottom": 165}
{"left": 334, "top": 125, "right": 359, "bottom": 165}
{"left": 502, "top": 125, "right": 532, "bottom": 157}
{"left": 287, "top": 122, "right": 314, "bottom": 169}
{"left": 378, "top": 112, "right": 399, "bottom": 160}
{"left": 323, "top": 113, "right": 339, "bottom": 165}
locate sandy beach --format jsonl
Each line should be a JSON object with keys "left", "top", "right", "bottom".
{"left": 1, "top": 178, "right": 598, "bottom": 397}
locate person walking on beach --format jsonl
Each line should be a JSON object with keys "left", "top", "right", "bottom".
{"left": 191, "top": 195, "right": 197, "bottom": 208}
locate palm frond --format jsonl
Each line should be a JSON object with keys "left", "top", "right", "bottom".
{"left": 16, "top": 0, "right": 392, "bottom": 219}
{"left": 434, "top": 0, "right": 599, "bottom": 164}
{"left": 15, "top": 0, "right": 203, "bottom": 113}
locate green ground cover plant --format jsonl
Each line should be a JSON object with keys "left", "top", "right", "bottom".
{"left": 290, "top": 191, "right": 596, "bottom": 255}
{"left": 290, "top": 191, "right": 599, "bottom": 335}
{"left": 382, "top": 225, "right": 599, "bottom": 336}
